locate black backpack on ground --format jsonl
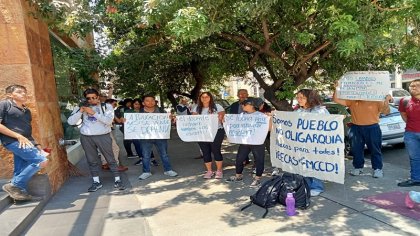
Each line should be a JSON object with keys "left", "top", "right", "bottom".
{"left": 277, "top": 172, "right": 311, "bottom": 209}
{"left": 241, "top": 172, "right": 311, "bottom": 218}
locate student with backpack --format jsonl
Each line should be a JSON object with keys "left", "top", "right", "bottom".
{"left": 67, "top": 88, "right": 125, "bottom": 192}
{"left": 225, "top": 97, "right": 270, "bottom": 187}
{"left": 0, "top": 85, "right": 49, "bottom": 201}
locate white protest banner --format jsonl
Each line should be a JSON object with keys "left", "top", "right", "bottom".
{"left": 224, "top": 114, "right": 270, "bottom": 145}
{"left": 337, "top": 71, "right": 391, "bottom": 101}
{"left": 270, "top": 111, "right": 345, "bottom": 184}
{"left": 124, "top": 113, "right": 171, "bottom": 139}
{"left": 176, "top": 114, "right": 219, "bottom": 142}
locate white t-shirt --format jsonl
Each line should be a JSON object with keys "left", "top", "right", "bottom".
{"left": 192, "top": 104, "right": 225, "bottom": 128}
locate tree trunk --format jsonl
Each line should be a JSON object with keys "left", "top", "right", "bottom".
{"left": 190, "top": 60, "right": 204, "bottom": 102}
{"left": 166, "top": 91, "right": 178, "bottom": 109}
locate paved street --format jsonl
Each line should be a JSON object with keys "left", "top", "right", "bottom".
{"left": 24, "top": 129, "right": 420, "bottom": 236}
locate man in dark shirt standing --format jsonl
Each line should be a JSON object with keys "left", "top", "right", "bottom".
{"left": 0, "top": 85, "right": 49, "bottom": 200}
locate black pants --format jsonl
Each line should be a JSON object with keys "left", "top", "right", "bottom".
{"left": 236, "top": 144, "right": 265, "bottom": 177}
{"left": 198, "top": 129, "right": 225, "bottom": 163}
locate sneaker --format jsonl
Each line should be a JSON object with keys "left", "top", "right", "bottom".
{"left": 350, "top": 168, "right": 363, "bottom": 176}
{"left": 139, "top": 172, "right": 152, "bottom": 180}
{"left": 225, "top": 176, "right": 243, "bottom": 182}
{"left": 250, "top": 178, "right": 261, "bottom": 187}
{"left": 398, "top": 180, "right": 420, "bottom": 187}
{"left": 114, "top": 180, "right": 126, "bottom": 190}
{"left": 310, "top": 190, "right": 322, "bottom": 197}
{"left": 203, "top": 171, "right": 214, "bottom": 179}
{"left": 2, "top": 183, "right": 31, "bottom": 200}
{"left": 134, "top": 159, "right": 142, "bottom": 166}
{"left": 272, "top": 168, "right": 280, "bottom": 176}
{"left": 215, "top": 171, "right": 223, "bottom": 179}
{"left": 164, "top": 170, "right": 178, "bottom": 177}
{"left": 373, "top": 169, "right": 383, "bottom": 178}
{"left": 151, "top": 159, "right": 159, "bottom": 166}
{"left": 88, "top": 182, "right": 103, "bottom": 192}
{"left": 118, "top": 166, "right": 128, "bottom": 172}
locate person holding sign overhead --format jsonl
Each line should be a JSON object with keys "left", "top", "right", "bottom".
{"left": 225, "top": 97, "right": 270, "bottom": 187}
{"left": 333, "top": 82, "right": 392, "bottom": 178}
{"left": 191, "top": 92, "right": 226, "bottom": 179}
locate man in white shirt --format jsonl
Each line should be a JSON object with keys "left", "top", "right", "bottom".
{"left": 68, "top": 88, "right": 125, "bottom": 192}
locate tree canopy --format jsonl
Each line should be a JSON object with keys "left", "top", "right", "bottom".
{"left": 30, "top": 0, "right": 420, "bottom": 109}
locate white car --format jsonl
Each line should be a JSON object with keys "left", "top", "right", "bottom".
{"left": 389, "top": 88, "right": 410, "bottom": 107}
{"left": 378, "top": 105, "right": 406, "bottom": 146}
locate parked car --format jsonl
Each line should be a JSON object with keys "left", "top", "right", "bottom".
{"left": 389, "top": 88, "right": 411, "bottom": 107}
{"left": 324, "top": 102, "right": 405, "bottom": 156}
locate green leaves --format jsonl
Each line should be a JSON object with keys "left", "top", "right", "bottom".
{"left": 167, "top": 7, "right": 210, "bottom": 43}
{"left": 336, "top": 34, "right": 365, "bottom": 57}
{"left": 330, "top": 14, "right": 359, "bottom": 35}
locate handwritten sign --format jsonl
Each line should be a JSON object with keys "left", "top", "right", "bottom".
{"left": 176, "top": 115, "right": 219, "bottom": 142}
{"left": 270, "top": 111, "right": 345, "bottom": 184}
{"left": 337, "top": 71, "right": 391, "bottom": 101}
{"left": 124, "top": 113, "right": 171, "bottom": 139}
{"left": 223, "top": 114, "right": 270, "bottom": 145}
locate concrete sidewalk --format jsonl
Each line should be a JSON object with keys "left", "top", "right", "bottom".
{"left": 25, "top": 129, "right": 420, "bottom": 235}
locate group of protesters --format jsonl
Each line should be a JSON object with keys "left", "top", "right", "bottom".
{"left": 1, "top": 80, "right": 419, "bottom": 206}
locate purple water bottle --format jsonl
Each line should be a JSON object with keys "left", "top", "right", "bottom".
{"left": 285, "top": 192, "right": 296, "bottom": 216}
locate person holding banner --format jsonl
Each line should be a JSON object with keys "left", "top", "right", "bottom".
{"left": 229, "top": 89, "right": 252, "bottom": 166}
{"left": 295, "top": 89, "right": 330, "bottom": 196}
{"left": 333, "top": 83, "right": 392, "bottom": 178}
{"left": 226, "top": 97, "right": 270, "bottom": 187}
{"left": 138, "top": 95, "right": 178, "bottom": 180}
{"left": 124, "top": 98, "right": 159, "bottom": 167}
{"left": 192, "top": 92, "right": 226, "bottom": 179}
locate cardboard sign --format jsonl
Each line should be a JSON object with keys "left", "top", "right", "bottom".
{"left": 176, "top": 114, "right": 219, "bottom": 142}
{"left": 337, "top": 71, "right": 391, "bottom": 101}
{"left": 224, "top": 114, "right": 270, "bottom": 145}
{"left": 124, "top": 113, "right": 171, "bottom": 139}
{"left": 270, "top": 111, "right": 345, "bottom": 184}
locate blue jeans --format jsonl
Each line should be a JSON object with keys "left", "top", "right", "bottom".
{"left": 140, "top": 139, "right": 172, "bottom": 173}
{"left": 404, "top": 131, "right": 420, "bottom": 181}
{"left": 349, "top": 124, "right": 383, "bottom": 170}
{"left": 5, "top": 141, "right": 47, "bottom": 191}
{"left": 305, "top": 177, "right": 324, "bottom": 192}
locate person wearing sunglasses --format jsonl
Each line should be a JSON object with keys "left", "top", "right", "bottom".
{"left": 68, "top": 88, "right": 125, "bottom": 192}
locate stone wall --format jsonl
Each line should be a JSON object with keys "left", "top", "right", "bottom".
{"left": 0, "top": 0, "right": 72, "bottom": 193}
